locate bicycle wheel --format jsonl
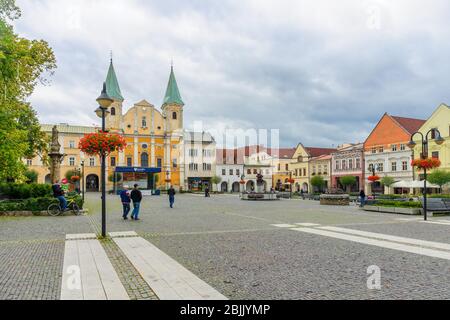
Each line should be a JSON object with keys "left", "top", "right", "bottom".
{"left": 48, "top": 204, "right": 62, "bottom": 217}
{"left": 72, "top": 203, "right": 81, "bottom": 216}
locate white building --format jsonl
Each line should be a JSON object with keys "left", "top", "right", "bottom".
{"left": 243, "top": 148, "right": 274, "bottom": 192}
{"left": 216, "top": 149, "right": 244, "bottom": 193}
{"left": 179, "top": 131, "right": 216, "bottom": 191}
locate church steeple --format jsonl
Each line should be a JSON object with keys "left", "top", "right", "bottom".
{"left": 163, "top": 66, "right": 184, "bottom": 107}
{"left": 105, "top": 58, "right": 124, "bottom": 102}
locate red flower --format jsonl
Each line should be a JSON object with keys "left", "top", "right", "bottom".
{"left": 411, "top": 158, "right": 441, "bottom": 170}
{"left": 79, "top": 132, "right": 127, "bottom": 156}
{"left": 368, "top": 175, "right": 380, "bottom": 182}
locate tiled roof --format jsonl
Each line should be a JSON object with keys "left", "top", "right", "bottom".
{"left": 305, "top": 147, "right": 337, "bottom": 157}
{"left": 267, "top": 148, "right": 297, "bottom": 159}
{"left": 41, "top": 124, "right": 97, "bottom": 134}
{"left": 391, "top": 116, "right": 426, "bottom": 134}
{"left": 310, "top": 154, "right": 332, "bottom": 162}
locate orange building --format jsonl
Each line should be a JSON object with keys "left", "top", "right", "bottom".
{"left": 364, "top": 113, "right": 425, "bottom": 194}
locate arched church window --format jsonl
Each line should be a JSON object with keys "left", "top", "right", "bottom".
{"left": 172, "top": 112, "right": 177, "bottom": 120}
{"left": 142, "top": 117, "right": 147, "bottom": 128}
{"left": 141, "top": 153, "right": 149, "bottom": 168}
{"left": 111, "top": 107, "right": 116, "bottom": 116}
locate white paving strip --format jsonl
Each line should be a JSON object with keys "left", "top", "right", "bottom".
{"left": 296, "top": 223, "right": 321, "bottom": 227}
{"left": 292, "top": 228, "right": 450, "bottom": 261}
{"left": 421, "top": 221, "right": 450, "bottom": 226}
{"left": 318, "top": 226, "right": 450, "bottom": 252}
{"left": 113, "top": 236, "right": 227, "bottom": 300}
{"left": 271, "top": 224, "right": 298, "bottom": 228}
{"left": 61, "top": 238, "right": 129, "bottom": 300}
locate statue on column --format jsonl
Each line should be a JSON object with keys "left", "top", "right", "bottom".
{"left": 48, "top": 125, "right": 65, "bottom": 184}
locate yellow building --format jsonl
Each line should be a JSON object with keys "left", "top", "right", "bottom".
{"left": 26, "top": 59, "right": 186, "bottom": 191}
{"left": 290, "top": 144, "right": 336, "bottom": 193}
{"left": 412, "top": 103, "right": 450, "bottom": 190}
{"left": 271, "top": 148, "right": 296, "bottom": 191}
{"left": 309, "top": 154, "right": 332, "bottom": 192}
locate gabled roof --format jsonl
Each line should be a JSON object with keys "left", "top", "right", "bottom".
{"left": 105, "top": 59, "right": 124, "bottom": 102}
{"left": 391, "top": 116, "right": 426, "bottom": 135}
{"left": 163, "top": 66, "right": 184, "bottom": 106}
{"left": 305, "top": 147, "right": 337, "bottom": 158}
{"left": 267, "top": 148, "right": 297, "bottom": 159}
{"left": 310, "top": 154, "right": 332, "bottom": 162}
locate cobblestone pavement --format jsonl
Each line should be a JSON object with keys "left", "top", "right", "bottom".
{"left": 1, "top": 192, "right": 450, "bottom": 300}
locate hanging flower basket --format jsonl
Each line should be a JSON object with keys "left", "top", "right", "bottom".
{"left": 368, "top": 175, "right": 380, "bottom": 182}
{"left": 79, "top": 131, "right": 127, "bottom": 156}
{"left": 287, "top": 178, "right": 295, "bottom": 184}
{"left": 70, "top": 175, "right": 80, "bottom": 182}
{"left": 239, "top": 180, "right": 246, "bottom": 185}
{"left": 165, "top": 179, "right": 172, "bottom": 183}
{"left": 411, "top": 158, "right": 441, "bottom": 170}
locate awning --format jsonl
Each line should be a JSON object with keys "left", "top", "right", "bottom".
{"left": 392, "top": 180, "right": 440, "bottom": 189}
{"left": 115, "top": 167, "right": 161, "bottom": 173}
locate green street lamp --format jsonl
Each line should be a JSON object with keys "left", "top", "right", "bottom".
{"left": 95, "top": 82, "right": 113, "bottom": 237}
{"left": 408, "top": 129, "right": 445, "bottom": 221}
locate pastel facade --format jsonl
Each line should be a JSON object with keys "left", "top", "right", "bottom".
{"left": 216, "top": 149, "right": 244, "bottom": 193}
{"left": 271, "top": 148, "right": 297, "bottom": 191}
{"left": 331, "top": 143, "right": 365, "bottom": 193}
{"left": 309, "top": 154, "right": 332, "bottom": 192}
{"left": 364, "top": 114, "right": 425, "bottom": 194}
{"left": 412, "top": 104, "right": 450, "bottom": 191}
{"left": 290, "top": 144, "right": 336, "bottom": 193}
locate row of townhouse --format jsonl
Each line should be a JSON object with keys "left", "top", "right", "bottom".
{"left": 214, "top": 103, "right": 449, "bottom": 195}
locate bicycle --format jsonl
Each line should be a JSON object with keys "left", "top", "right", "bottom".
{"left": 47, "top": 198, "right": 81, "bottom": 216}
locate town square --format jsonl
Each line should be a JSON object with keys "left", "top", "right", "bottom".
{"left": 1, "top": 0, "right": 450, "bottom": 307}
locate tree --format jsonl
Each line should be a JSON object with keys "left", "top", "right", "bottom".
{"left": 24, "top": 169, "right": 38, "bottom": 183}
{"left": 427, "top": 170, "right": 450, "bottom": 193}
{"left": 311, "top": 176, "right": 326, "bottom": 193}
{"left": 381, "top": 176, "right": 395, "bottom": 195}
{"left": 211, "top": 175, "right": 222, "bottom": 192}
{"left": 339, "top": 176, "right": 357, "bottom": 193}
{"left": 0, "top": 1, "right": 56, "bottom": 182}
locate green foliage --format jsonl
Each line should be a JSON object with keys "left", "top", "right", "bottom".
{"left": 0, "top": 183, "right": 52, "bottom": 199}
{"left": 381, "top": 176, "right": 395, "bottom": 187}
{"left": 375, "top": 200, "right": 422, "bottom": 208}
{"left": 0, "top": 195, "right": 83, "bottom": 212}
{"left": 65, "top": 170, "right": 79, "bottom": 181}
{"left": 427, "top": 170, "right": 450, "bottom": 188}
{"left": 108, "top": 173, "right": 122, "bottom": 183}
{"left": 339, "top": 176, "right": 357, "bottom": 192}
{"left": 311, "top": 176, "right": 326, "bottom": 188}
{"left": 211, "top": 175, "right": 222, "bottom": 185}
{"left": 24, "top": 169, "right": 38, "bottom": 183}
{"left": 0, "top": 0, "right": 56, "bottom": 182}
{"left": 429, "top": 194, "right": 450, "bottom": 199}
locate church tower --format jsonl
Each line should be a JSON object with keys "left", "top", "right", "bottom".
{"left": 105, "top": 58, "right": 124, "bottom": 130}
{"left": 161, "top": 66, "right": 184, "bottom": 132}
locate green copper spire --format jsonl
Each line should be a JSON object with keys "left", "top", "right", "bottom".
{"left": 105, "top": 59, "right": 124, "bottom": 102}
{"left": 163, "top": 66, "right": 184, "bottom": 106}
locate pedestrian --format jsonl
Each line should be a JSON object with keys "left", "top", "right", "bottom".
{"left": 205, "top": 186, "right": 210, "bottom": 198}
{"left": 168, "top": 185, "right": 176, "bottom": 208}
{"left": 359, "top": 190, "right": 366, "bottom": 207}
{"left": 300, "top": 189, "right": 305, "bottom": 200}
{"left": 52, "top": 180, "right": 67, "bottom": 211}
{"left": 130, "top": 184, "right": 143, "bottom": 220}
{"left": 119, "top": 186, "right": 131, "bottom": 220}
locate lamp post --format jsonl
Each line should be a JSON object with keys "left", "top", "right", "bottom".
{"left": 95, "top": 82, "right": 113, "bottom": 237}
{"left": 408, "top": 129, "right": 445, "bottom": 221}
{"left": 80, "top": 160, "right": 85, "bottom": 203}
{"left": 368, "top": 163, "right": 380, "bottom": 199}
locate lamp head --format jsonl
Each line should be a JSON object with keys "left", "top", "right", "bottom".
{"left": 95, "top": 106, "right": 110, "bottom": 119}
{"left": 96, "top": 82, "right": 113, "bottom": 109}
{"left": 435, "top": 135, "right": 445, "bottom": 146}
{"left": 407, "top": 140, "right": 417, "bottom": 149}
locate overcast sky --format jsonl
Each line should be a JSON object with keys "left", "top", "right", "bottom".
{"left": 13, "top": 0, "right": 450, "bottom": 148}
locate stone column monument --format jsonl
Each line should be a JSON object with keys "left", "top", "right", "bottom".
{"left": 48, "top": 126, "right": 65, "bottom": 184}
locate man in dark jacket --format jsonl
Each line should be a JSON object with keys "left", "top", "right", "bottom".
{"left": 130, "top": 184, "right": 143, "bottom": 220}
{"left": 359, "top": 190, "right": 366, "bottom": 207}
{"left": 119, "top": 186, "right": 131, "bottom": 220}
{"left": 52, "top": 180, "right": 67, "bottom": 211}
{"left": 168, "top": 186, "right": 176, "bottom": 208}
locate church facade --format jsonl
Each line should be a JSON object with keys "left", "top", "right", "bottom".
{"left": 26, "top": 60, "right": 187, "bottom": 191}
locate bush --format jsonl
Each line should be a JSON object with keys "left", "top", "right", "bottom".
{"left": 0, "top": 183, "right": 52, "bottom": 199}
{"left": 429, "top": 194, "right": 450, "bottom": 199}
{"left": 0, "top": 195, "right": 83, "bottom": 212}
{"left": 375, "top": 200, "right": 422, "bottom": 208}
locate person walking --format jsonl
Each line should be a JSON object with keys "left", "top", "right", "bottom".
{"left": 52, "top": 180, "right": 67, "bottom": 211}
{"left": 168, "top": 186, "right": 176, "bottom": 208}
{"left": 119, "top": 186, "right": 131, "bottom": 220}
{"left": 359, "top": 190, "right": 366, "bottom": 207}
{"left": 205, "top": 186, "right": 210, "bottom": 198}
{"left": 131, "top": 184, "right": 143, "bottom": 220}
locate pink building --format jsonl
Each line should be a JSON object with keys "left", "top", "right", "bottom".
{"left": 331, "top": 143, "right": 365, "bottom": 193}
